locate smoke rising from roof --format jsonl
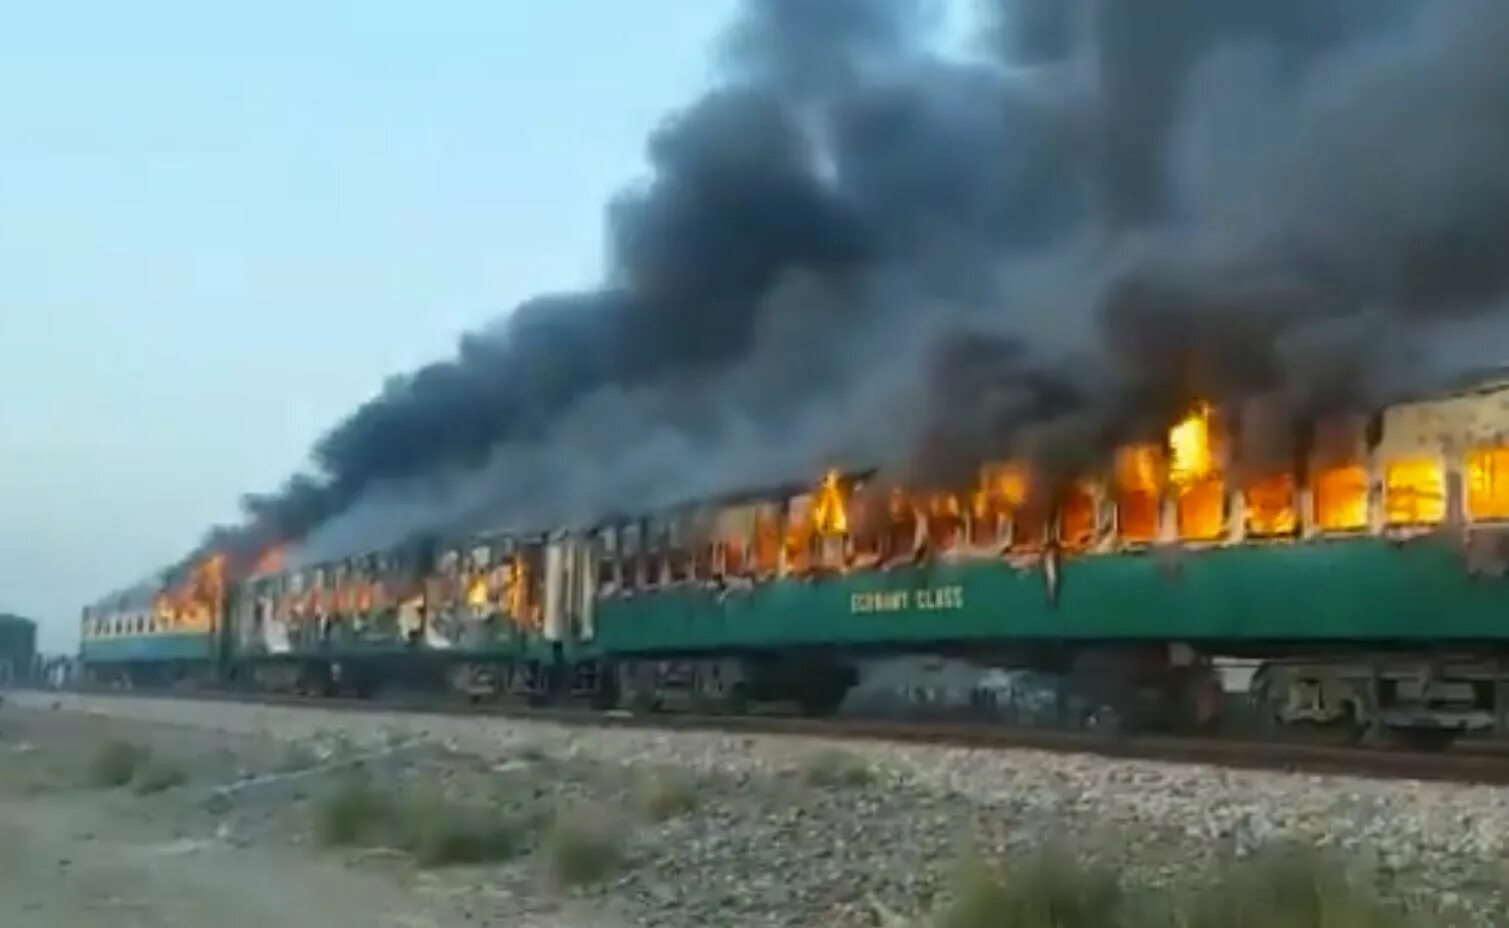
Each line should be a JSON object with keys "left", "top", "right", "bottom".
{"left": 207, "top": 0, "right": 1509, "bottom": 566}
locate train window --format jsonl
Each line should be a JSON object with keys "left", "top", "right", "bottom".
{"left": 873, "top": 490, "right": 907, "bottom": 561}
{"left": 1176, "top": 481, "right": 1227, "bottom": 541}
{"left": 1168, "top": 405, "right": 1227, "bottom": 541}
{"left": 1011, "top": 508, "right": 1047, "bottom": 551}
{"left": 784, "top": 494, "right": 814, "bottom": 574}
{"left": 1244, "top": 473, "right": 1298, "bottom": 536}
{"left": 1058, "top": 483, "right": 1097, "bottom": 549}
{"left": 1467, "top": 447, "right": 1509, "bottom": 520}
{"left": 695, "top": 541, "right": 714, "bottom": 581}
{"left": 753, "top": 505, "right": 782, "bottom": 578}
{"left": 921, "top": 494, "right": 960, "bottom": 552}
{"left": 639, "top": 522, "right": 661, "bottom": 587}
{"left": 621, "top": 522, "right": 643, "bottom": 590}
{"left": 985, "top": 463, "right": 1044, "bottom": 552}
{"left": 965, "top": 487, "right": 999, "bottom": 548}
{"left": 1384, "top": 458, "right": 1446, "bottom": 525}
{"left": 672, "top": 537, "right": 693, "bottom": 583}
{"left": 1313, "top": 463, "right": 1370, "bottom": 531}
{"left": 1114, "top": 445, "right": 1161, "bottom": 544}
{"left": 848, "top": 489, "right": 884, "bottom": 564}
{"left": 596, "top": 527, "right": 620, "bottom": 590}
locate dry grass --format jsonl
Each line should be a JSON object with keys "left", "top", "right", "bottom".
{"left": 1183, "top": 846, "right": 1412, "bottom": 928}
{"left": 131, "top": 760, "right": 188, "bottom": 794}
{"left": 632, "top": 766, "right": 700, "bottom": 822}
{"left": 938, "top": 849, "right": 1122, "bottom": 928}
{"left": 404, "top": 799, "right": 537, "bottom": 867}
{"left": 86, "top": 740, "right": 147, "bottom": 788}
{"left": 313, "top": 778, "right": 544, "bottom": 867}
{"left": 803, "top": 749, "right": 876, "bottom": 788}
{"left": 314, "top": 777, "right": 393, "bottom": 847}
{"left": 543, "top": 815, "right": 624, "bottom": 887}
{"left": 932, "top": 846, "right": 1423, "bottom": 928}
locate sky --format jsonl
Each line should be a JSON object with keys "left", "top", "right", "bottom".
{"left": 0, "top": 0, "right": 737, "bottom": 652}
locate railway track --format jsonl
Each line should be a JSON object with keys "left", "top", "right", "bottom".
{"left": 22, "top": 685, "right": 1509, "bottom": 786}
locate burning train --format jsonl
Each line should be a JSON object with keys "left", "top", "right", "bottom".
{"left": 78, "top": 374, "right": 1509, "bottom": 742}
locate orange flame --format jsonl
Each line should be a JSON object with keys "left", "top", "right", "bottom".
{"left": 1168, "top": 403, "right": 1227, "bottom": 540}
{"left": 1314, "top": 464, "right": 1369, "bottom": 531}
{"left": 1168, "top": 403, "right": 1216, "bottom": 487}
{"left": 1384, "top": 458, "right": 1445, "bottom": 525}
{"left": 813, "top": 470, "right": 849, "bottom": 535}
{"left": 1467, "top": 447, "right": 1509, "bottom": 520}
{"left": 253, "top": 545, "right": 286, "bottom": 576}
{"left": 465, "top": 574, "right": 489, "bottom": 608}
{"left": 1113, "top": 444, "right": 1161, "bottom": 543}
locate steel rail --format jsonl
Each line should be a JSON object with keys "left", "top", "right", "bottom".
{"left": 25, "top": 686, "right": 1509, "bottom": 786}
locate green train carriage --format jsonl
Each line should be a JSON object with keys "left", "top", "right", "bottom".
{"left": 581, "top": 381, "right": 1509, "bottom": 735}
{"left": 79, "top": 378, "right": 1509, "bottom": 740}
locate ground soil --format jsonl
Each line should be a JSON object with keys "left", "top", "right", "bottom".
{"left": 0, "top": 702, "right": 482, "bottom": 928}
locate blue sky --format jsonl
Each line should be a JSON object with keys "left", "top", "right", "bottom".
{"left": 0, "top": 0, "right": 736, "bottom": 650}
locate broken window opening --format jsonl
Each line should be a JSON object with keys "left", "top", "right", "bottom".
{"left": 1058, "top": 483, "right": 1097, "bottom": 549}
{"left": 784, "top": 495, "right": 815, "bottom": 575}
{"left": 848, "top": 491, "right": 883, "bottom": 566}
{"left": 1244, "top": 473, "right": 1298, "bottom": 537}
{"left": 1466, "top": 447, "right": 1509, "bottom": 521}
{"left": 1168, "top": 404, "right": 1227, "bottom": 542}
{"left": 1114, "top": 444, "right": 1161, "bottom": 544}
{"left": 926, "top": 494, "right": 965, "bottom": 552}
{"left": 753, "top": 508, "right": 782, "bottom": 579}
{"left": 967, "top": 488, "right": 1004, "bottom": 547}
{"left": 1312, "top": 464, "right": 1370, "bottom": 531}
{"left": 1176, "top": 480, "right": 1227, "bottom": 541}
{"left": 1384, "top": 457, "right": 1446, "bottom": 526}
{"left": 882, "top": 489, "right": 919, "bottom": 562}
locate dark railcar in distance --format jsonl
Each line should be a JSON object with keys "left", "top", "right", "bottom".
{"left": 0, "top": 614, "right": 37, "bottom": 685}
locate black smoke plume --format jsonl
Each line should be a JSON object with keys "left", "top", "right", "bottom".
{"left": 187, "top": 0, "right": 1509, "bottom": 567}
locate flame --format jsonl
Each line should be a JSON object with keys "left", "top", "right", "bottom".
{"left": 813, "top": 470, "right": 849, "bottom": 535}
{"left": 503, "top": 557, "right": 530, "bottom": 622}
{"left": 1168, "top": 403, "right": 1216, "bottom": 487}
{"left": 1059, "top": 482, "right": 1097, "bottom": 548}
{"left": 1384, "top": 458, "right": 1445, "bottom": 525}
{"left": 354, "top": 579, "right": 374, "bottom": 612}
{"left": 1467, "top": 447, "right": 1509, "bottom": 520}
{"left": 1113, "top": 445, "right": 1161, "bottom": 543}
{"left": 981, "top": 461, "right": 1044, "bottom": 549}
{"left": 1244, "top": 473, "right": 1297, "bottom": 536}
{"left": 1313, "top": 464, "right": 1369, "bottom": 531}
{"left": 253, "top": 545, "right": 286, "bottom": 576}
{"left": 991, "top": 463, "right": 1030, "bottom": 508}
{"left": 465, "top": 574, "right": 489, "bottom": 608}
{"left": 1168, "top": 404, "right": 1226, "bottom": 540}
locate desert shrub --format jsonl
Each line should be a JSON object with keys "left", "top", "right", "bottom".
{"left": 930, "top": 846, "right": 1422, "bottom": 928}
{"left": 1185, "top": 846, "right": 1410, "bottom": 928}
{"left": 87, "top": 741, "right": 147, "bottom": 788}
{"left": 937, "top": 850, "right": 1122, "bottom": 928}
{"left": 803, "top": 749, "right": 875, "bottom": 788}
{"left": 315, "top": 779, "right": 545, "bottom": 867}
{"left": 132, "top": 761, "right": 187, "bottom": 794}
{"left": 633, "top": 767, "right": 700, "bottom": 822}
{"left": 543, "top": 816, "right": 624, "bottom": 887}
{"left": 402, "top": 797, "right": 537, "bottom": 867}
{"left": 314, "top": 777, "right": 393, "bottom": 847}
